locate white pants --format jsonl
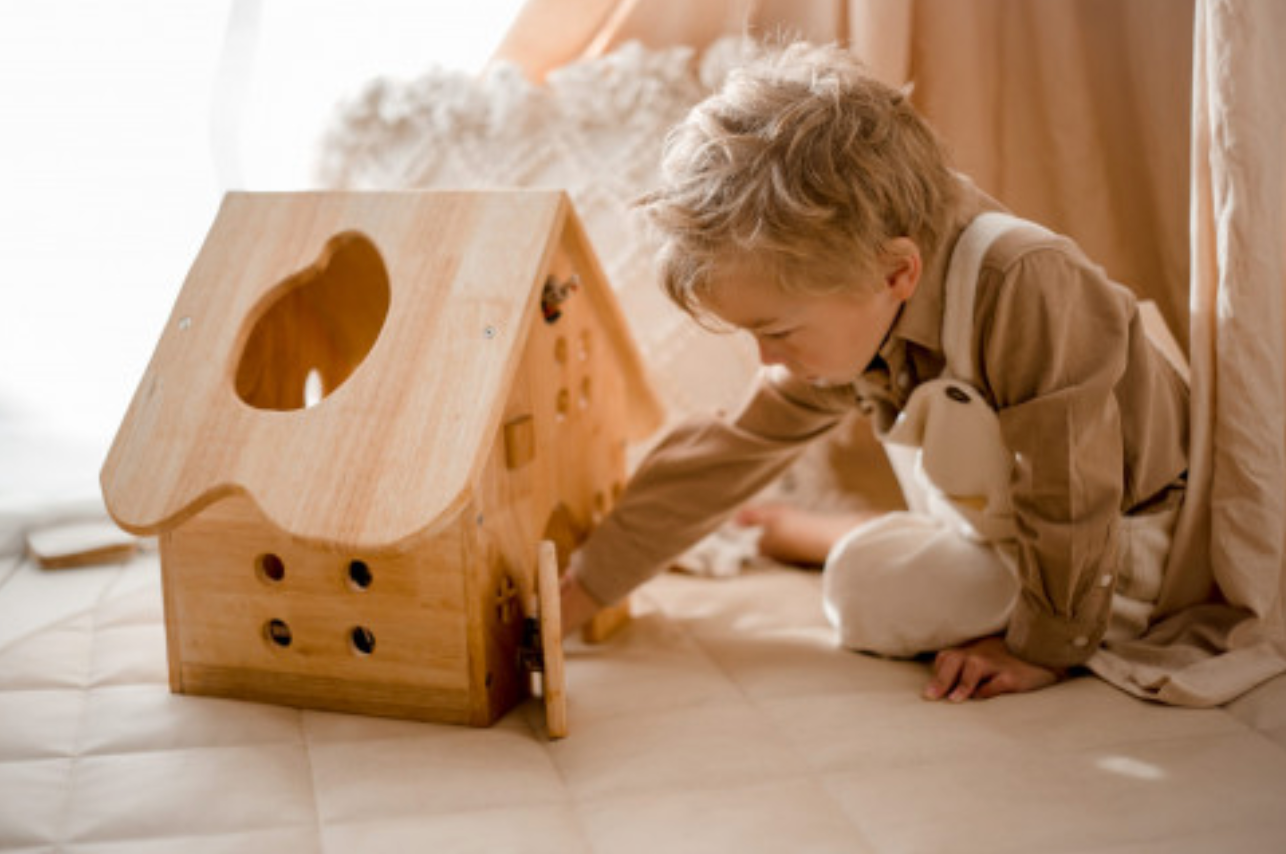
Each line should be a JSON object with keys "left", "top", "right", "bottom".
{"left": 821, "top": 506, "right": 1178, "bottom": 658}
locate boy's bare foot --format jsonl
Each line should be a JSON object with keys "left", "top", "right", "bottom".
{"left": 734, "top": 503, "right": 874, "bottom": 566}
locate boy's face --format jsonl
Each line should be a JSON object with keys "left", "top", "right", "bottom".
{"left": 702, "top": 254, "right": 916, "bottom": 386}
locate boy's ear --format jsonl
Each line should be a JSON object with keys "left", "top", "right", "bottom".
{"left": 881, "top": 238, "right": 922, "bottom": 302}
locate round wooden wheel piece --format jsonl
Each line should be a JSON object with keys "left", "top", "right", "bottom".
{"left": 537, "top": 539, "right": 568, "bottom": 739}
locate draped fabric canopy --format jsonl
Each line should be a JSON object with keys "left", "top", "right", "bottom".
{"left": 1179, "top": 0, "right": 1286, "bottom": 678}
{"left": 494, "top": 0, "right": 1194, "bottom": 346}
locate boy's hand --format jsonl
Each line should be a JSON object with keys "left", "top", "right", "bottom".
{"left": 558, "top": 574, "right": 600, "bottom": 638}
{"left": 923, "top": 635, "right": 1065, "bottom": 702}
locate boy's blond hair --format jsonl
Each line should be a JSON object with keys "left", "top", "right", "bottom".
{"left": 640, "top": 41, "right": 959, "bottom": 317}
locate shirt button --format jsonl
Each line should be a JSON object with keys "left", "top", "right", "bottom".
{"left": 897, "top": 370, "right": 912, "bottom": 390}
{"left": 1072, "top": 636, "right": 1089, "bottom": 648}
{"left": 1100, "top": 574, "right": 1114, "bottom": 588}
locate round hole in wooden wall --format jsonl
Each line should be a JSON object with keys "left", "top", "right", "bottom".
{"left": 347, "top": 559, "right": 373, "bottom": 591}
{"left": 256, "top": 553, "right": 285, "bottom": 583}
{"left": 350, "top": 626, "right": 376, "bottom": 656}
{"left": 579, "top": 376, "right": 592, "bottom": 409}
{"left": 264, "top": 619, "right": 293, "bottom": 648}
{"left": 554, "top": 337, "right": 568, "bottom": 364}
{"left": 556, "top": 388, "right": 570, "bottom": 421}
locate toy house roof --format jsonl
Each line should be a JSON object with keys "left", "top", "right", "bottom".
{"left": 101, "top": 190, "right": 662, "bottom": 552}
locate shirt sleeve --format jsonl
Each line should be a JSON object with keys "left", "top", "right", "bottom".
{"left": 570, "top": 366, "right": 851, "bottom": 606}
{"left": 978, "top": 244, "right": 1136, "bottom": 669}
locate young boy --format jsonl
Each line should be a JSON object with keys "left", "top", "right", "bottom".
{"left": 559, "top": 42, "right": 1190, "bottom": 702}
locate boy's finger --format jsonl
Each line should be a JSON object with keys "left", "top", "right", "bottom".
{"left": 924, "top": 651, "right": 963, "bottom": 700}
{"left": 949, "top": 657, "right": 987, "bottom": 702}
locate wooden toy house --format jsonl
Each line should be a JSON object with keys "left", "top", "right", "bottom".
{"left": 100, "top": 190, "right": 663, "bottom": 735}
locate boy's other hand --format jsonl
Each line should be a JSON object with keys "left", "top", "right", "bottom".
{"left": 923, "top": 635, "right": 1064, "bottom": 702}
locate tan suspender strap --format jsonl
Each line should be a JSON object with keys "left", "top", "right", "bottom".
{"left": 941, "top": 212, "right": 1054, "bottom": 386}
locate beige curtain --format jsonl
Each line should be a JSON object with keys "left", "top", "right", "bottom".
{"left": 1182, "top": 0, "right": 1286, "bottom": 654}
{"left": 495, "top": 0, "right": 1194, "bottom": 346}
{"left": 899, "top": 0, "right": 1193, "bottom": 349}
{"left": 1092, "top": 0, "right": 1286, "bottom": 704}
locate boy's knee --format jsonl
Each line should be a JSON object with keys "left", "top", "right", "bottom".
{"left": 822, "top": 513, "right": 1019, "bottom": 657}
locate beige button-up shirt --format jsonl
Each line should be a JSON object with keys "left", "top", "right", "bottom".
{"left": 572, "top": 184, "right": 1190, "bottom": 669}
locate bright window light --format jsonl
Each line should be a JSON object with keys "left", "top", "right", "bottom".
{"left": 232, "top": 0, "right": 528, "bottom": 187}
{"left": 0, "top": 2, "right": 523, "bottom": 504}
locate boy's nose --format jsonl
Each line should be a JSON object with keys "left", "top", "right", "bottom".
{"left": 756, "top": 338, "right": 786, "bottom": 367}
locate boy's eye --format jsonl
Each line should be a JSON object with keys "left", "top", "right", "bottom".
{"left": 760, "top": 329, "right": 793, "bottom": 341}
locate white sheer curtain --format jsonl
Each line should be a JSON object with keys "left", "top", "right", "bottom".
{"left": 0, "top": 3, "right": 227, "bottom": 543}
{"left": 0, "top": 2, "right": 522, "bottom": 548}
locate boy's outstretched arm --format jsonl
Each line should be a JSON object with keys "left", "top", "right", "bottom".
{"left": 922, "top": 635, "right": 1066, "bottom": 702}
{"left": 567, "top": 366, "right": 851, "bottom": 613}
